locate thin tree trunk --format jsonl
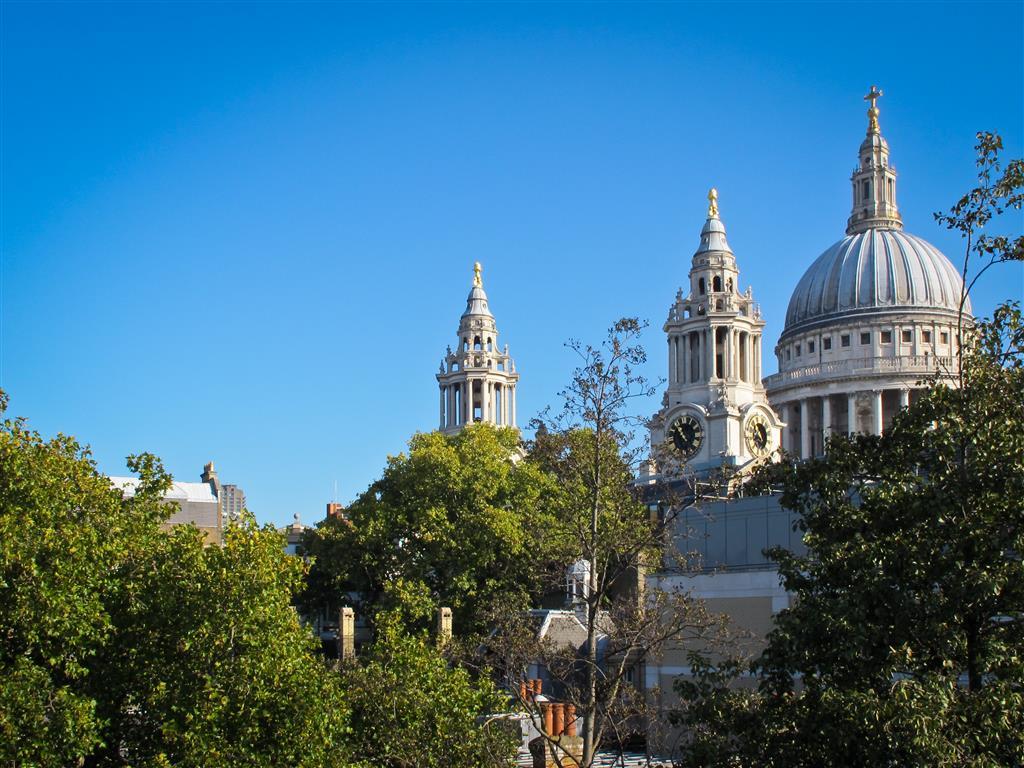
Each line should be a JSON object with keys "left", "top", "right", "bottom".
{"left": 582, "top": 420, "right": 602, "bottom": 767}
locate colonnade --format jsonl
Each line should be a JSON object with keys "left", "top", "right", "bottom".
{"left": 777, "top": 387, "right": 911, "bottom": 459}
{"left": 668, "top": 326, "right": 762, "bottom": 386}
{"left": 439, "top": 380, "right": 516, "bottom": 430}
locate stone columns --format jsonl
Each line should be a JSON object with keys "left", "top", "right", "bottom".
{"left": 780, "top": 402, "right": 790, "bottom": 453}
{"left": 872, "top": 390, "right": 883, "bottom": 435}
{"left": 439, "top": 387, "right": 446, "bottom": 429}
{"left": 482, "top": 381, "right": 490, "bottom": 423}
{"left": 847, "top": 392, "right": 857, "bottom": 435}
{"left": 464, "top": 381, "right": 472, "bottom": 424}
{"left": 800, "top": 399, "right": 811, "bottom": 459}
{"left": 899, "top": 388, "right": 910, "bottom": 409}
{"left": 511, "top": 385, "right": 517, "bottom": 427}
{"left": 668, "top": 338, "right": 676, "bottom": 385}
{"left": 706, "top": 328, "right": 715, "bottom": 380}
{"left": 821, "top": 395, "right": 832, "bottom": 454}
{"left": 681, "top": 335, "right": 689, "bottom": 384}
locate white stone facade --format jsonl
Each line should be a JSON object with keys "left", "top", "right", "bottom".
{"left": 764, "top": 88, "right": 969, "bottom": 458}
{"left": 649, "top": 190, "right": 783, "bottom": 475}
{"left": 436, "top": 263, "right": 519, "bottom": 434}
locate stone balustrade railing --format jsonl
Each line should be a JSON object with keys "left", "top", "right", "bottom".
{"left": 764, "top": 354, "right": 955, "bottom": 388}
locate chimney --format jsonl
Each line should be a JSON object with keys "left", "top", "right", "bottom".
{"left": 338, "top": 607, "right": 355, "bottom": 662}
{"left": 326, "top": 502, "right": 345, "bottom": 520}
{"left": 565, "top": 704, "right": 577, "bottom": 737}
{"left": 436, "top": 606, "right": 452, "bottom": 646}
{"left": 552, "top": 703, "right": 565, "bottom": 737}
{"left": 541, "top": 703, "right": 554, "bottom": 736}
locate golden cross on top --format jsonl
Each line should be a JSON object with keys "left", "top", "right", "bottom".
{"left": 864, "top": 85, "right": 883, "bottom": 133}
{"left": 864, "top": 84, "right": 883, "bottom": 110}
{"left": 473, "top": 261, "right": 482, "bottom": 287}
{"left": 707, "top": 187, "right": 719, "bottom": 218}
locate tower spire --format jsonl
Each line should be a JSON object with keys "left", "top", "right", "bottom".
{"left": 847, "top": 86, "right": 902, "bottom": 235}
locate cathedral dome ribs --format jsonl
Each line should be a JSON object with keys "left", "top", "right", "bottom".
{"left": 765, "top": 87, "right": 971, "bottom": 461}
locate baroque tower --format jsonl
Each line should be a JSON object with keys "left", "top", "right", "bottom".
{"left": 437, "top": 263, "right": 519, "bottom": 434}
{"left": 650, "top": 190, "right": 783, "bottom": 473}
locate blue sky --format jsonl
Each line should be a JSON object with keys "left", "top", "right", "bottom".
{"left": 3, "top": 2, "right": 1022, "bottom": 527}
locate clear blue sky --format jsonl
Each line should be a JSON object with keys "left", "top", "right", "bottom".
{"left": 3, "top": 2, "right": 1022, "bottom": 527}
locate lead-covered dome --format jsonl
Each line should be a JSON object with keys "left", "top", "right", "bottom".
{"left": 784, "top": 228, "right": 969, "bottom": 334}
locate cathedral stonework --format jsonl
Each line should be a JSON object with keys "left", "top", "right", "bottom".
{"left": 436, "top": 262, "right": 519, "bottom": 434}
{"left": 764, "top": 87, "right": 969, "bottom": 458}
{"left": 649, "top": 189, "right": 783, "bottom": 476}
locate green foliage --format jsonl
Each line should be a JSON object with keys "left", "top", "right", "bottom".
{"left": 341, "top": 615, "right": 518, "bottom": 768}
{"left": 0, "top": 397, "right": 353, "bottom": 767}
{"left": 674, "top": 306, "right": 1024, "bottom": 766}
{"left": 302, "top": 424, "right": 556, "bottom": 634}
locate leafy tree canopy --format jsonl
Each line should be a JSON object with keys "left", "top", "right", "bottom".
{"left": 302, "top": 424, "right": 558, "bottom": 635}
{"left": 0, "top": 392, "right": 353, "bottom": 768}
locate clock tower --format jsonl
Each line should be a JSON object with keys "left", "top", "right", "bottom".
{"left": 650, "top": 190, "right": 783, "bottom": 474}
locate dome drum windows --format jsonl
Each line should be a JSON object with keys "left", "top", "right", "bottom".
{"left": 881, "top": 330, "right": 893, "bottom": 344}
{"left": 823, "top": 337, "right": 832, "bottom": 351}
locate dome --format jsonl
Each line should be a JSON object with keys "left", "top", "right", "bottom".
{"left": 783, "top": 228, "right": 969, "bottom": 336}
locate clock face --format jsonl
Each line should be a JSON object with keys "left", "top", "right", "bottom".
{"left": 668, "top": 414, "right": 704, "bottom": 458}
{"left": 745, "top": 414, "right": 771, "bottom": 456}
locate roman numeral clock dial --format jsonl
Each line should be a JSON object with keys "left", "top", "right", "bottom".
{"left": 668, "top": 414, "right": 704, "bottom": 459}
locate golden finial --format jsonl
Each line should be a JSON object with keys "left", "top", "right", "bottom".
{"left": 707, "top": 187, "right": 719, "bottom": 218}
{"left": 473, "top": 261, "right": 482, "bottom": 287}
{"left": 864, "top": 85, "right": 883, "bottom": 134}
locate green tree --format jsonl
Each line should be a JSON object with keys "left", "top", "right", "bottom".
{"left": 0, "top": 394, "right": 354, "bottom": 767}
{"left": 673, "top": 134, "right": 1024, "bottom": 767}
{"left": 341, "top": 614, "right": 518, "bottom": 768}
{"left": 302, "top": 424, "right": 556, "bottom": 634}
{"left": 521, "top": 319, "right": 715, "bottom": 766}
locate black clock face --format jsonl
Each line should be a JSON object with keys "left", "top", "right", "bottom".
{"left": 669, "top": 415, "right": 704, "bottom": 458}
{"left": 745, "top": 415, "right": 771, "bottom": 456}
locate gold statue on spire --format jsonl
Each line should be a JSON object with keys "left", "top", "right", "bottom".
{"left": 707, "top": 187, "right": 719, "bottom": 218}
{"left": 473, "top": 261, "right": 482, "bottom": 287}
{"left": 864, "top": 85, "right": 883, "bottom": 134}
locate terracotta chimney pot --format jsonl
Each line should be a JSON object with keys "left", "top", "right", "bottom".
{"left": 552, "top": 702, "right": 565, "bottom": 736}
{"left": 541, "top": 703, "right": 554, "bottom": 736}
{"left": 565, "top": 704, "right": 577, "bottom": 737}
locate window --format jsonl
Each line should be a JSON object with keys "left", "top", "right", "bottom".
{"left": 841, "top": 334, "right": 851, "bottom": 348}
{"left": 713, "top": 276, "right": 722, "bottom": 292}
{"left": 902, "top": 329, "right": 912, "bottom": 343}
{"left": 860, "top": 332, "right": 871, "bottom": 345}
{"left": 881, "top": 330, "right": 893, "bottom": 343}
{"left": 698, "top": 278, "right": 706, "bottom": 295}
{"left": 823, "top": 337, "right": 832, "bottom": 351}
{"left": 795, "top": 344, "right": 801, "bottom": 357}
{"left": 786, "top": 349, "right": 791, "bottom": 361}
{"left": 941, "top": 331, "right": 949, "bottom": 344}
{"left": 923, "top": 330, "right": 932, "bottom": 343}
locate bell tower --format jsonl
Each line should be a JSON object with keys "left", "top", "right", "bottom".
{"left": 650, "top": 190, "right": 782, "bottom": 474}
{"left": 436, "top": 263, "right": 519, "bottom": 434}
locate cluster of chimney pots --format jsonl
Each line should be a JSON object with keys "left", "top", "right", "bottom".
{"left": 520, "top": 679, "right": 578, "bottom": 739}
